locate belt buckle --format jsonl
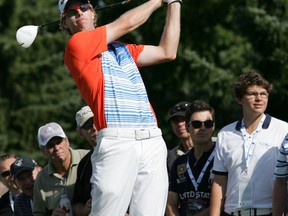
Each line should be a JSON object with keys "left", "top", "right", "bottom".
{"left": 234, "top": 208, "right": 271, "bottom": 216}
{"left": 241, "top": 209, "right": 250, "bottom": 216}
{"left": 231, "top": 209, "right": 249, "bottom": 216}
{"left": 135, "top": 129, "right": 149, "bottom": 140}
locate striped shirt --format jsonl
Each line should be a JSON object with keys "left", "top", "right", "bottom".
{"left": 274, "top": 133, "right": 288, "bottom": 177}
{"left": 65, "top": 26, "right": 158, "bottom": 130}
{"left": 101, "top": 42, "right": 156, "bottom": 128}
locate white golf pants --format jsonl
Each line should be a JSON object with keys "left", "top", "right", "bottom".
{"left": 90, "top": 127, "right": 168, "bottom": 216}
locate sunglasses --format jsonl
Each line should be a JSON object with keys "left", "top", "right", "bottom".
{"left": 0, "top": 170, "right": 10, "bottom": 178}
{"left": 188, "top": 120, "right": 214, "bottom": 129}
{"left": 81, "top": 118, "right": 94, "bottom": 130}
{"left": 46, "top": 137, "right": 64, "bottom": 149}
{"left": 170, "top": 103, "right": 190, "bottom": 115}
{"left": 64, "top": 3, "right": 91, "bottom": 17}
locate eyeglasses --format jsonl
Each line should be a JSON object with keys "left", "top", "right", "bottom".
{"left": 64, "top": 3, "right": 91, "bottom": 17}
{"left": 170, "top": 102, "right": 190, "bottom": 115}
{"left": 0, "top": 170, "right": 10, "bottom": 178}
{"left": 188, "top": 120, "right": 214, "bottom": 129}
{"left": 81, "top": 118, "right": 94, "bottom": 130}
{"left": 46, "top": 137, "right": 64, "bottom": 149}
{"left": 245, "top": 92, "right": 269, "bottom": 99}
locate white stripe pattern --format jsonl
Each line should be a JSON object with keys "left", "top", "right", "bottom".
{"left": 101, "top": 42, "right": 157, "bottom": 128}
{"left": 275, "top": 133, "right": 288, "bottom": 177}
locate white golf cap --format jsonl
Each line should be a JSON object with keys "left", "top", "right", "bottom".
{"left": 38, "top": 122, "right": 66, "bottom": 147}
{"left": 58, "top": 0, "right": 90, "bottom": 17}
{"left": 75, "top": 106, "right": 94, "bottom": 127}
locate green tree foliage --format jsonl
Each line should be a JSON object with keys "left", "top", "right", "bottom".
{"left": 0, "top": 0, "right": 85, "bottom": 163}
{"left": 1, "top": 0, "right": 288, "bottom": 161}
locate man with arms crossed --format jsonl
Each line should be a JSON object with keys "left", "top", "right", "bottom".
{"left": 58, "top": 0, "right": 181, "bottom": 215}
{"left": 210, "top": 71, "right": 288, "bottom": 216}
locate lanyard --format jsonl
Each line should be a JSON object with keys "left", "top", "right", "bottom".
{"left": 186, "top": 149, "right": 215, "bottom": 191}
{"left": 30, "top": 198, "right": 33, "bottom": 209}
{"left": 240, "top": 115, "right": 265, "bottom": 169}
{"left": 9, "top": 191, "right": 14, "bottom": 212}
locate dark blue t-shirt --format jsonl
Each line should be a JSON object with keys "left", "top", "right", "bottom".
{"left": 169, "top": 145, "right": 215, "bottom": 216}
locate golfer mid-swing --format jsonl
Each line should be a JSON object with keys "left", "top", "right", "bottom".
{"left": 58, "top": 0, "right": 181, "bottom": 215}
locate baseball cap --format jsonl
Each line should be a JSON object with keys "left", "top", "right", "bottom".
{"left": 37, "top": 122, "right": 67, "bottom": 147}
{"left": 75, "top": 106, "right": 94, "bottom": 127}
{"left": 58, "top": 0, "right": 90, "bottom": 17}
{"left": 10, "top": 156, "right": 37, "bottom": 180}
{"left": 169, "top": 101, "right": 191, "bottom": 120}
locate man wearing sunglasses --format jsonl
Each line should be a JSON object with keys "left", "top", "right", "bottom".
{"left": 166, "top": 100, "right": 216, "bottom": 216}
{"left": 0, "top": 154, "right": 20, "bottom": 216}
{"left": 73, "top": 105, "right": 97, "bottom": 216}
{"left": 33, "top": 122, "right": 88, "bottom": 216}
{"left": 210, "top": 71, "right": 288, "bottom": 216}
{"left": 167, "top": 101, "right": 193, "bottom": 173}
{"left": 58, "top": 0, "right": 181, "bottom": 215}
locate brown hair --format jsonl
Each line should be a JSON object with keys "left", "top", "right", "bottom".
{"left": 234, "top": 70, "right": 273, "bottom": 99}
{"left": 0, "top": 154, "right": 17, "bottom": 163}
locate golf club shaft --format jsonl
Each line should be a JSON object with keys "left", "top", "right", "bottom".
{"left": 40, "top": 0, "right": 132, "bottom": 28}
{"left": 96, "top": 0, "right": 131, "bottom": 11}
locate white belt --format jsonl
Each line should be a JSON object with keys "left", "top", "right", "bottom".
{"left": 99, "top": 128, "right": 162, "bottom": 140}
{"left": 229, "top": 208, "right": 272, "bottom": 216}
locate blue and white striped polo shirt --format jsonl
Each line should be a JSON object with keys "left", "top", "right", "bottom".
{"left": 101, "top": 42, "right": 157, "bottom": 128}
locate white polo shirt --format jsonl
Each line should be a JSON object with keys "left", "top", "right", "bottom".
{"left": 213, "top": 114, "right": 288, "bottom": 213}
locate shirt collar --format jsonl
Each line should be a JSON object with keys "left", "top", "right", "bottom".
{"left": 235, "top": 114, "right": 271, "bottom": 131}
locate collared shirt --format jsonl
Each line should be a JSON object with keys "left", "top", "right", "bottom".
{"left": 65, "top": 26, "right": 157, "bottom": 130}
{"left": 213, "top": 114, "right": 288, "bottom": 213}
{"left": 33, "top": 148, "right": 88, "bottom": 216}
{"left": 167, "top": 143, "right": 186, "bottom": 173}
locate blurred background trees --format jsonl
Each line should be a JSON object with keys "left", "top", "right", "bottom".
{"left": 1, "top": 0, "right": 288, "bottom": 165}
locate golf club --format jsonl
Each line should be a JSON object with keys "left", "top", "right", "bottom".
{"left": 16, "top": 0, "right": 132, "bottom": 48}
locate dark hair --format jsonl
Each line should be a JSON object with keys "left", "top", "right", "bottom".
{"left": 185, "top": 99, "right": 215, "bottom": 124}
{"left": 234, "top": 70, "right": 273, "bottom": 99}
{"left": 0, "top": 154, "right": 17, "bottom": 163}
